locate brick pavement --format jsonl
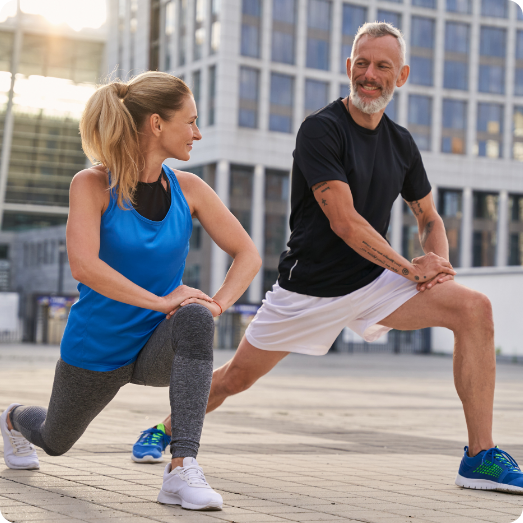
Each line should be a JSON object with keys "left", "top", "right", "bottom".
{"left": 1, "top": 345, "right": 523, "bottom": 522}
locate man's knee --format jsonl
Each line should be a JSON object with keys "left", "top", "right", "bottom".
{"left": 459, "top": 290, "right": 494, "bottom": 333}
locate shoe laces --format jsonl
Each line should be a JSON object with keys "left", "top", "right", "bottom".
{"left": 483, "top": 447, "right": 521, "bottom": 473}
{"left": 137, "top": 428, "right": 165, "bottom": 447}
{"left": 9, "top": 431, "right": 35, "bottom": 456}
{"left": 179, "top": 464, "right": 210, "bottom": 487}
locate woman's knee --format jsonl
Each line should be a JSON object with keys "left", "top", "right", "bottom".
{"left": 170, "top": 303, "right": 214, "bottom": 360}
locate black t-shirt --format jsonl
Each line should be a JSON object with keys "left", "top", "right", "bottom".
{"left": 277, "top": 98, "right": 432, "bottom": 298}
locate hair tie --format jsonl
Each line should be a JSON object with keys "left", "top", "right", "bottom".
{"left": 115, "top": 83, "right": 129, "bottom": 99}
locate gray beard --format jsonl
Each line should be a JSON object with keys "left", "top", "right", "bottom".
{"left": 350, "top": 81, "right": 395, "bottom": 115}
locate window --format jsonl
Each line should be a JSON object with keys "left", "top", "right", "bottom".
{"left": 269, "top": 73, "right": 294, "bottom": 133}
{"left": 265, "top": 169, "right": 290, "bottom": 201}
{"left": 238, "top": 67, "right": 259, "bottom": 128}
{"left": 230, "top": 165, "right": 253, "bottom": 234}
{"left": 241, "top": 0, "right": 261, "bottom": 58}
{"left": 444, "top": 22, "right": 470, "bottom": 90}
{"left": 514, "top": 106, "right": 523, "bottom": 161}
{"left": 446, "top": 0, "right": 471, "bottom": 12}
{"left": 408, "top": 95, "right": 432, "bottom": 151}
{"left": 339, "top": 83, "right": 350, "bottom": 99}
{"left": 210, "top": 0, "right": 220, "bottom": 54}
{"left": 163, "top": 0, "right": 175, "bottom": 70}
{"left": 473, "top": 192, "right": 498, "bottom": 267}
{"left": 476, "top": 103, "right": 503, "bottom": 158}
{"left": 208, "top": 65, "right": 216, "bottom": 126}
{"left": 272, "top": 0, "right": 296, "bottom": 64}
{"left": 516, "top": 31, "right": 523, "bottom": 97}
{"left": 376, "top": 10, "right": 401, "bottom": 29}
{"left": 508, "top": 195, "right": 523, "bottom": 265}
{"left": 385, "top": 96, "right": 397, "bottom": 121}
{"left": 410, "top": 17, "right": 435, "bottom": 86}
{"left": 194, "top": 0, "right": 205, "bottom": 60}
{"left": 438, "top": 189, "right": 462, "bottom": 267}
{"left": 519, "top": 4, "right": 523, "bottom": 20}
{"left": 442, "top": 100, "right": 467, "bottom": 154}
{"left": 178, "top": 0, "right": 187, "bottom": 66}
{"left": 481, "top": 0, "right": 508, "bottom": 18}
{"left": 265, "top": 214, "right": 288, "bottom": 256}
{"left": 306, "top": 0, "right": 331, "bottom": 70}
{"left": 412, "top": 0, "right": 435, "bottom": 8}
{"left": 192, "top": 70, "right": 201, "bottom": 109}
{"left": 340, "top": 4, "right": 366, "bottom": 73}
{"left": 478, "top": 26, "right": 506, "bottom": 94}
{"left": 305, "top": 79, "right": 329, "bottom": 117}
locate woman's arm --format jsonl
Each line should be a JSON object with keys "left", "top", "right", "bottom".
{"left": 175, "top": 171, "right": 262, "bottom": 316}
{"left": 67, "top": 167, "right": 212, "bottom": 315}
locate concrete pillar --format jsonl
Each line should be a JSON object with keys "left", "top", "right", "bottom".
{"left": 496, "top": 190, "right": 509, "bottom": 267}
{"left": 460, "top": 187, "right": 473, "bottom": 268}
{"left": 210, "top": 160, "right": 230, "bottom": 295}
{"left": 249, "top": 164, "right": 265, "bottom": 303}
{"left": 390, "top": 196, "right": 403, "bottom": 254}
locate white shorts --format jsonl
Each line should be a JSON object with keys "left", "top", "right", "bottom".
{"left": 245, "top": 270, "right": 419, "bottom": 356}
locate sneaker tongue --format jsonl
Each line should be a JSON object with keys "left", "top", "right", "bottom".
{"left": 183, "top": 457, "right": 198, "bottom": 468}
{"left": 156, "top": 423, "right": 166, "bottom": 434}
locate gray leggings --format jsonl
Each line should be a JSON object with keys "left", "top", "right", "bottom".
{"left": 10, "top": 303, "right": 214, "bottom": 459}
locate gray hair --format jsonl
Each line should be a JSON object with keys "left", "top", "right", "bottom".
{"left": 351, "top": 22, "right": 406, "bottom": 68}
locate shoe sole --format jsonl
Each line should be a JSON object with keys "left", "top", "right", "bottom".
{"left": 1, "top": 403, "right": 40, "bottom": 471}
{"left": 456, "top": 474, "right": 523, "bottom": 493}
{"left": 131, "top": 454, "right": 164, "bottom": 464}
{"left": 157, "top": 489, "right": 222, "bottom": 510}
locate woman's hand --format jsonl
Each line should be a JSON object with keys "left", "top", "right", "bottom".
{"left": 165, "top": 298, "right": 222, "bottom": 320}
{"left": 158, "top": 285, "right": 213, "bottom": 315}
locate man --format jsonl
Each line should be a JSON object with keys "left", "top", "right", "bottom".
{"left": 133, "top": 22, "right": 523, "bottom": 493}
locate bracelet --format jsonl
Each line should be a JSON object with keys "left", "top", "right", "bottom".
{"left": 212, "top": 299, "right": 223, "bottom": 316}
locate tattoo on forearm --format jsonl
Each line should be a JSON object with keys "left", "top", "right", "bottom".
{"left": 421, "top": 220, "right": 435, "bottom": 249}
{"left": 408, "top": 200, "right": 423, "bottom": 217}
{"left": 313, "top": 182, "right": 327, "bottom": 193}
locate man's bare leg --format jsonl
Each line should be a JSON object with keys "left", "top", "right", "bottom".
{"left": 379, "top": 281, "right": 495, "bottom": 456}
{"left": 158, "top": 337, "right": 289, "bottom": 436}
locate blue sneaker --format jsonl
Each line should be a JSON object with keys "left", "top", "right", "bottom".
{"left": 456, "top": 446, "right": 523, "bottom": 493}
{"left": 132, "top": 424, "right": 171, "bottom": 463}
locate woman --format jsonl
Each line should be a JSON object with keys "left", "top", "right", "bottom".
{"left": 0, "top": 72, "right": 261, "bottom": 511}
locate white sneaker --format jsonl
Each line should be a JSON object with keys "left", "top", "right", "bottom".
{"left": 1, "top": 403, "right": 39, "bottom": 470}
{"left": 157, "top": 457, "right": 223, "bottom": 510}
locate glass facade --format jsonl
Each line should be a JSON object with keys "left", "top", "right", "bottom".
{"left": 306, "top": 0, "right": 331, "bottom": 70}
{"left": 516, "top": 31, "right": 523, "bottom": 97}
{"left": 438, "top": 189, "right": 462, "bottom": 267}
{"left": 442, "top": 99, "right": 467, "bottom": 154}
{"left": 178, "top": 0, "right": 187, "bottom": 66}
{"left": 208, "top": 65, "right": 216, "bottom": 126}
{"left": 410, "top": 17, "right": 435, "bottom": 87}
{"left": 3, "top": 34, "right": 103, "bottom": 211}
{"left": 210, "top": 0, "right": 220, "bottom": 54}
{"left": 385, "top": 96, "right": 397, "bottom": 121}
{"left": 508, "top": 195, "right": 523, "bottom": 266}
{"left": 272, "top": 0, "right": 296, "bottom": 65}
{"left": 412, "top": 0, "right": 436, "bottom": 8}
{"left": 194, "top": 0, "right": 205, "bottom": 60}
{"left": 304, "top": 79, "right": 329, "bottom": 117}
{"left": 269, "top": 73, "right": 294, "bottom": 133}
{"left": 473, "top": 192, "right": 498, "bottom": 267}
{"left": 239, "top": 66, "right": 259, "bottom": 128}
{"left": 479, "top": 26, "right": 506, "bottom": 95}
{"left": 408, "top": 95, "right": 432, "bottom": 151}
{"left": 446, "top": 0, "right": 471, "bottom": 12}
{"left": 444, "top": 22, "right": 469, "bottom": 90}
{"left": 229, "top": 165, "right": 253, "bottom": 234}
{"left": 192, "top": 70, "right": 201, "bottom": 109}
{"left": 241, "top": 0, "right": 261, "bottom": 58}
{"left": 514, "top": 106, "right": 523, "bottom": 161}
{"left": 481, "top": 0, "right": 508, "bottom": 18}
{"left": 340, "top": 4, "right": 366, "bottom": 73}
{"left": 376, "top": 10, "right": 401, "bottom": 29}
{"left": 164, "top": 0, "right": 175, "bottom": 70}
{"left": 477, "top": 103, "right": 503, "bottom": 158}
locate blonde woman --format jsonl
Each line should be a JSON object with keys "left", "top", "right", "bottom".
{"left": 0, "top": 72, "right": 261, "bottom": 511}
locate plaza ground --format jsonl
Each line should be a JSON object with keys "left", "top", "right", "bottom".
{"left": 1, "top": 344, "right": 523, "bottom": 522}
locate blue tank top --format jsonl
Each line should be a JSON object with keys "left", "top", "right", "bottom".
{"left": 60, "top": 165, "right": 192, "bottom": 371}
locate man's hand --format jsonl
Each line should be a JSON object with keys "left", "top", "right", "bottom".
{"left": 412, "top": 252, "right": 456, "bottom": 291}
{"left": 410, "top": 252, "right": 456, "bottom": 284}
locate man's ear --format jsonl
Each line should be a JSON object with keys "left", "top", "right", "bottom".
{"left": 346, "top": 57, "right": 352, "bottom": 79}
{"left": 396, "top": 65, "right": 410, "bottom": 88}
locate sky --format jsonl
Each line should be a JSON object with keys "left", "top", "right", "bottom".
{"left": 0, "top": 0, "right": 106, "bottom": 31}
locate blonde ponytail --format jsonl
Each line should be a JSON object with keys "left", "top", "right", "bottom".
{"left": 80, "top": 72, "right": 192, "bottom": 209}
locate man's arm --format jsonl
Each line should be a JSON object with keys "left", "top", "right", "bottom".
{"left": 311, "top": 180, "right": 455, "bottom": 283}
{"left": 406, "top": 191, "right": 452, "bottom": 291}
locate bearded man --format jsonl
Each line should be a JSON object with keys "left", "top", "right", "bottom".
{"left": 132, "top": 22, "right": 523, "bottom": 493}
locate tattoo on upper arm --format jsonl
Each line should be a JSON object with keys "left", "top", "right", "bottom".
{"left": 421, "top": 220, "right": 435, "bottom": 249}
{"left": 313, "top": 182, "right": 328, "bottom": 193}
{"left": 408, "top": 200, "right": 423, "bottom": 217}
{"left": 321, "top": 199, "right": 327, "bottom": 206}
